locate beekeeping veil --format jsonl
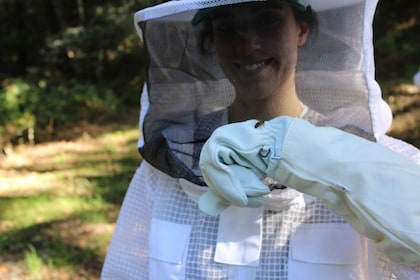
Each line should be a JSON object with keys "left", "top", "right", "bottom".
{"left": 134, "top": 0, "right": 393, "bottom": 186}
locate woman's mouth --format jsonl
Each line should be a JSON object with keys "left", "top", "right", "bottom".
{"left": 244, "top": 62, "right": 266, "bottom": 71}
{"left": 237, "top": 59, "right": 272, "bottom": 72}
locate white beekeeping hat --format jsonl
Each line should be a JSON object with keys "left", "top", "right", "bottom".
{"left": 134, "top": 0, "right": 393, "bottom": 185}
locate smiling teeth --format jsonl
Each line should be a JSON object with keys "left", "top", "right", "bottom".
{"left": 244, "top": 62, "right": 264, "bottom": 71}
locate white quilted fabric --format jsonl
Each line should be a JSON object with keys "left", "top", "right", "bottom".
{"left": 102, "top": 0, "right": 420, "bottom": 278}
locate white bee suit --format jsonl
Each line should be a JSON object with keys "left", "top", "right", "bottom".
{"left": 101, "top": 0, "right": 420, "bottom": 279}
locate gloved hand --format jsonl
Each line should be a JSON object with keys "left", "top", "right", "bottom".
{"left": 198, "top": 115, "right": 420, "bottom": 265}
{"left": 198, "top": 117, "right": 294, "bottom": 216}
{"left": 199, "top": 165, "right": 270, "bottom": 217}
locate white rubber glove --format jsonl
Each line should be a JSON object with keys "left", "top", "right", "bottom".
{"left": 199, "top": 116, "right": 420, "bottom": 265}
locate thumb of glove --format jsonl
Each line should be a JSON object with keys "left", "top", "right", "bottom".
{"left": 199, "top": 165, "right": 270, "bottom": 216}
{"left": 198, "top": 190, "right": 231, "bottom": 217}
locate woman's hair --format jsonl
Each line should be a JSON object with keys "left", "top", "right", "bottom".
{"left": 198, "top": 5, "right": 318, "bottom": 55}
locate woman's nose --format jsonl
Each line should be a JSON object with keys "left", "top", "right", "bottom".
{"left": 234, "top": 26, "right": 262, "bottom": 54}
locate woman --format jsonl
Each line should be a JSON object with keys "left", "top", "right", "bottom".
{"left": 203, "top": 1, "right": 311, "bottom": 122}
{"left": 102, "top": 0, "right": 420, "bottom": 279}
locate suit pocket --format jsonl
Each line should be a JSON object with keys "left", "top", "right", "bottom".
{"left": 149, "top": 218, "right": 192, "bottom": 280}
{"left": 288, "top": 223, "right": 363, "bottom": 280}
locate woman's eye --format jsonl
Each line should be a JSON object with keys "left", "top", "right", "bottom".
{"left": 213, "top": 21, "right": 236, "bottom": 33}
{"left": 257, "top": 15, "right": 281, "bottom": 28}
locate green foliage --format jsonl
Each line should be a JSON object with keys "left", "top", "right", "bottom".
{"left": 0, "top": 78, "right": 120, "bottom": 145}
{"left": 0, "top": 79, "right": 36, "bottom": 127}
{"left": 24, "top": 245, "right": 44, "bottom": 278}
{"left": 0, "top": 79, "right": 37, "bottom": 145}
{"left": 374, "top": 1, "right": 420, "bottom": 84}
{"left": 0, "top": 0, "right": 147, "bottom": 147}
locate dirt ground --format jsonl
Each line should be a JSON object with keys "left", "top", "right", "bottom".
{"left": 385, "top": 84, "right": 420, "bottom": 147}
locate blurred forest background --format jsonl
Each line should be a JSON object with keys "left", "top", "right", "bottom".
{"left": 0, "top": 0, "right": 419, "bottom": 279}
{"left": 0, "top": 0, "right": 419, "bottom": 149}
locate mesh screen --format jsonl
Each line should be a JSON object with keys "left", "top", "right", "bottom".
{"left": 138, "top": 1, "right": 382, "bottom": 183}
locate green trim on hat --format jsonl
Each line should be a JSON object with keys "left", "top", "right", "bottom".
{"left": 191, "top": 0, "right": 308, "bottom": 26}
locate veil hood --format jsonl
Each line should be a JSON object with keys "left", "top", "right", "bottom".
{"left": 134, "top": 0, "right": 393, "bottom": 184}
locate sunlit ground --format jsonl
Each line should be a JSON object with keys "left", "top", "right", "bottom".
{"left": 385, "top": 84, "right": 420, "bottom": 147}
{"left": 0, "top": 120, "right": 141, "bottom": 279}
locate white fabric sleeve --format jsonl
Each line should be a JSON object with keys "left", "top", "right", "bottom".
{"left": 198, "top": 116, "right": 420, "bottom": 266}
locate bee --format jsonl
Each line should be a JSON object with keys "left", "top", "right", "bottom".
{"left": 255, "top": 120, "right": 265, "bottom": 128}
{"left": 269, "top": 183, "right": 288, "bottom": 191}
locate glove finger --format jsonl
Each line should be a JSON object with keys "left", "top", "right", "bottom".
{"left": 230, "top": 165, "right": 270, "bottom": 197}
{"left": 198, "top": 190, "right": 230, "bottom": 217}
{"left": 201, "top": 163, "right": 248, "bottom": 207}
{"left": 242, "top": 176, "right": 270, "bottom": 197}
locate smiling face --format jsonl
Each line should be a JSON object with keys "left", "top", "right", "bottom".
{"left": 211, "top": 2, "right": 309, "bottom": 102}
